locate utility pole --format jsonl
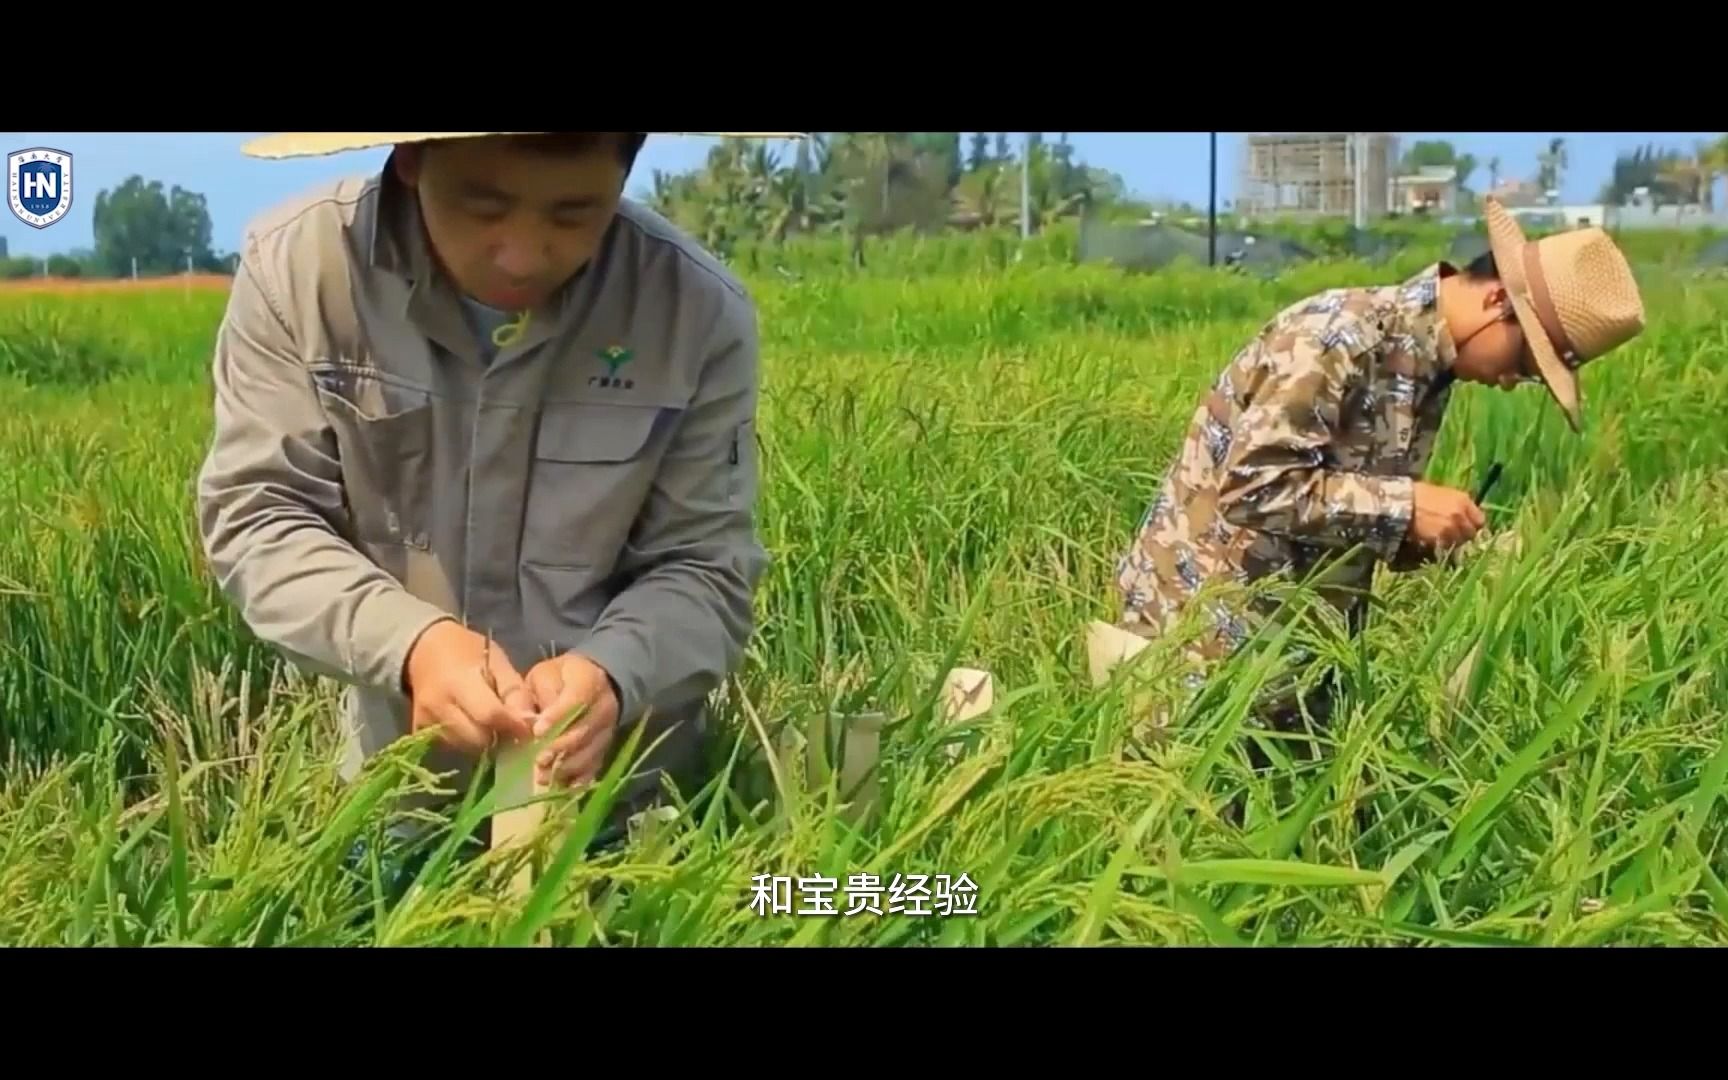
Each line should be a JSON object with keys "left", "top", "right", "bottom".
{"left": 1208, "top": 132, "right": 1219, "bottom": 266}
{"left": 1352, "top": 132, "right": 1367, "bottom": 230}
{"left": 1020, "top": 132, "right": 1032, "bottom": 243}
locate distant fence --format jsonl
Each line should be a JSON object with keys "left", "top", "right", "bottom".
{"left": 1608, "top": 205, "right": 1728, "bottom": 231}
{"left": 1078, "top": 212, "right": 1724, "bottom": 276}
{"left": 1077, "top": 218, "right": 1337, "bottom": 276}
{"left": 1505, "top": 203, "right": 1728, "bottom": 232}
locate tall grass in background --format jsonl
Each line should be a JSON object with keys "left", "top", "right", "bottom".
{"left": 1, "top": 232, "right": 1725, "bottom": 945}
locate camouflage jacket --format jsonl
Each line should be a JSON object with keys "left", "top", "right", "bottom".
{"left": 1115, "top": 262, "right": 1460, "bottom": 662}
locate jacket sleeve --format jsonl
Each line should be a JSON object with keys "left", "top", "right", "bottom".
{"left": 1215, "top": 329, "right": 1415, "bottom": 562}
{"left": 572, "top": 290, "right": 769, "bottom": 727}
{"left": 195, "top": 242, "right": 455, "bottom": 693}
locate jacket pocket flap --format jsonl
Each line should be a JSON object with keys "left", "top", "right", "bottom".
{"left": 535, "top": 404, "right": 668, "bottom": 464}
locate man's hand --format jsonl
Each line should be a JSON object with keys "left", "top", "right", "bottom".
{"left": 1389, "top": 534, "right": 1440, "bottom": 572}
{"left": 404, "top": 620, "right": 536, "bottom": 754}
{"left": 522, "top": 653, "right": 621, "bottom": 789}
{"left": 1409, "top": 482, "right": 1486, "bottom": 551}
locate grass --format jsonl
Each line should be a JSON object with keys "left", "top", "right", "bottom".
{"left": 1, "top": 236, "right": 1726, "bottom": 946}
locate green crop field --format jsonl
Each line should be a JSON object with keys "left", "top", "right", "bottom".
{"left": 2, "top": 230, "right": 1726, "bottom": 947}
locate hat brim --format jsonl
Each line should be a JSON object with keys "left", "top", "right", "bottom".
{"left": 1484, "top": 198, "right": 1582, "bottom": 433}
{"left": 241, "top": 132, "right": 805, "bottom": 160}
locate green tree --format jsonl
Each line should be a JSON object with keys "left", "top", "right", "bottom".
{"left": 829, "top": 132, "right": 953, "bottom": 236}
{"left": 1, "top": 256, "right": 41, "bottom": 280}
{"left": 1053, "top": 133, "right": 1075, "bottom": 191}
{"left": 967, "top": 133, "right": 990, "bottom": 173}
{"left": 1402, "top": 139, "right": 1476, "bottom": 192}
{"left": 1536, "top": 137, "right": 1568, "bottom": 195}
{"left": 1402, "top": 140, "right": 1457, "bottom": 171}
{"left": 904, "top": 133, "right": 963, "bottom": 193}
{"left": 1452, "top": 153, "right": 1478, "bottom": 191}
{"left": 91, "top": 176, "right": 220, "bottom": 277}
{"left": 643, "top": 131, "right": 1129, "bottom": 253}
{"left": 1598, "top": 143, "right": 1686, "bottom": 205}
{"left": 1702, "top": 135, "right": 1728, "bottom": 211}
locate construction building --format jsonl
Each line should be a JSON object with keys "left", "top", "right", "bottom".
{"left": 1393, "top": 165, "right": 1459, "bottom": 216}
{"left": 1236, "top": 132, "right": 1400, "bottom": 222}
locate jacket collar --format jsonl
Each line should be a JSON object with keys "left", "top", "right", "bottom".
{"left": 365, "top": 158, "right": 424, "bottom": 282}
{"left": 1390, "top": 261, "right": 1458, "bottom": 380}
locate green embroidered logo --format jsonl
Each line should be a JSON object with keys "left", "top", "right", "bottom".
{"left": 592, "top": 344, "right": 636, "bottom": 390}
{"left": 597, "top": 345, "right": 633, "bottom": 375}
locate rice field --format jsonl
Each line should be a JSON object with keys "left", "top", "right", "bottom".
{"left": 2, "top": 232, "right": 1726, "bottom": 947}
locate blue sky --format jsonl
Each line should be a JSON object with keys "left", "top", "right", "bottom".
{"left": 2, "top": 131, "right": 1722, "bottom": 259}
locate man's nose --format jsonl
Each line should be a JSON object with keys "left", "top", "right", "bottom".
{"left": 492, "top": 239, "right": 545, "bottom": 279}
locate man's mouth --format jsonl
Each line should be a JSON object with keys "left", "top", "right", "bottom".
{"left": 485, "top": 288, "right": 538, "bottom": 310}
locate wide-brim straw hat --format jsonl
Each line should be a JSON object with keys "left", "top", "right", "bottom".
{"left": 1483, "top": 195, "right": 1645, "bottom": 433}
{"left": 241, "top": 132, "right": 804, "bottom": 159}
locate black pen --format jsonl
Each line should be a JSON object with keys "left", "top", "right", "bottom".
{"left": 1474, "top": 462, "right": 1504, "bottom": 506}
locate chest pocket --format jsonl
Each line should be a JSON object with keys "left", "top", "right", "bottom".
{"left": 310, "top": 364, "right": 437, "bottom": 550}
{"left": 523, "top": 402, "right": 675, "bottom": 571}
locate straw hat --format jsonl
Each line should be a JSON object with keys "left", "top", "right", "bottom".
{"left": 241, "top": 132, "right": 804, "bottom": 160}
{"left": 1483, "top": 195, "right": 1646, "bottom": 432}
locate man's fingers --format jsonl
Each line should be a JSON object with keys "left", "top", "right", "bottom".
{"left": 538, "top": 710, "right": 605, "bottom": 768}
{"left": 549, "top": 737, "right": 610, "bottom": 788}
{"left": 503, "top": 683, "right": 536, "bottom": 714}
{"left": 428, "top": 699, "right": 494, "bottom": 755}
{"left": 525, "top": 664, "right": 564, "bottom": 713}
{"left": 545, "top": 726, "right": 616, "bottom": 788}
{"left": 1450, "top": 504, "right": 1480, "bottom": 543}
{"left": 533, "top": 682, "right": 596, "bottom": 738}
{"left": 487, "top": 653, "right": 535, "bottom": 715}
{"left": 453, "top": 674, "right": 533, "bottom": 745}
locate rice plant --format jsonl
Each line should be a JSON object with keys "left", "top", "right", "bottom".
{"left": 1, "top": 238, "right": 1724, "bottom": 946}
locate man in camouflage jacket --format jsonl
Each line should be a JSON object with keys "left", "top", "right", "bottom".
{"left": 1112, "top": 205, "right": 1646, "bottom": 730}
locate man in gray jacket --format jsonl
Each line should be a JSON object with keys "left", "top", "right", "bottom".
{"left": 197, "top": 131, "right": 786, "bottom": 829}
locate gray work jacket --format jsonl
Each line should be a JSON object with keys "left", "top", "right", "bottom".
{"left": 195, "top": 168, "right": 767, "bottom": 793}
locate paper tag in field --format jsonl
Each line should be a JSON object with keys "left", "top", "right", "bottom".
{"left": 491, "top": 742, "right": 545, "bottom": 900}
{"left": 1086, "top": 620, "right": 1150, "bottom": 688}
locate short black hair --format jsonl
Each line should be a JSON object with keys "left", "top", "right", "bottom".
{"left": 1461, "top": 249, "right": 1499, "bottom": 281}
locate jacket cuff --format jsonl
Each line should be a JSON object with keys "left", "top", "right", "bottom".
{"left": 573, "top": 630, "right": 646, "bottom": 728}
{"left": 1363, "top": 474, "right": 1417, "bottom": 563}
{"left": 352, "top": 591, "right": 456, "bottom": 695}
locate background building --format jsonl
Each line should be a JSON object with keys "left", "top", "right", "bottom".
{"left": 1236, "top": 132, "right": 1400, "bottom": 222}
{"left": 1393, "top": 165, "right": 1459, "bottom": 216}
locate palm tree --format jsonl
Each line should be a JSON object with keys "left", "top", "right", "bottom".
{"left": 1658, "top": 150, "right": 1708, "bottom": 212}
{"left": 1536, "top": 137, "right": 1568, "bottom": 198}
{"left": 1697, "top": 135, "right": 1728, "bottom": 212}
{"left": 1658, "top": 153, "right": 1700, "bottom": 219}
{"left": 953, "top": 164, "right": 1015, "bottom": 228}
